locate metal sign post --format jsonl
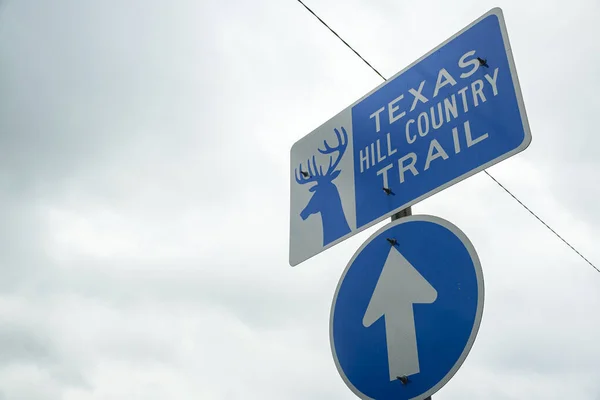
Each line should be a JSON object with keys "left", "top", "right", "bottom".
{"left": 393, "top": 207, "right": 431, "bottom": 400}
{"left": 391, "top": 207, "right": 412, "bottom": 221}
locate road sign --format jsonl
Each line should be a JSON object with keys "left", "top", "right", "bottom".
{"left": 289, "top": 7, "right": 531, "bottom": 266}
{"left": 330, "top": 215, "right": 484, "bottom": 400}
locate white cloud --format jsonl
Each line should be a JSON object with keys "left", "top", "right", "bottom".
{"left": 1, "top": 0, "right": 599, "bottom": 399}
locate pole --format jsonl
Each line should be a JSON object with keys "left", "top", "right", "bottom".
{"left": 391, "top": 206, "right": 431, "bottom": 400}
{"left": 391, "top": 206, "right": 412, "bottom": 221}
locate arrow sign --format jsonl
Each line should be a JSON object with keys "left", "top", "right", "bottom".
{"left": 363, "top": 247, "right": 438, "bottom": 380}
{"left": 330, "top": 215, "right": 484, "bottom": 400}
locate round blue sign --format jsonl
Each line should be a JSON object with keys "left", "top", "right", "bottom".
{"left": 330, "top": 215, "right": 484, "bottom": 399}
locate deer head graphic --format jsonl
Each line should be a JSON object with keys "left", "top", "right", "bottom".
{"left": 295, "top": 127, "right": 351, "bottom": 246}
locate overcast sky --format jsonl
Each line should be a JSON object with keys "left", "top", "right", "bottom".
{"left": 1, "top": 0, "right": 599, "bottom": 399}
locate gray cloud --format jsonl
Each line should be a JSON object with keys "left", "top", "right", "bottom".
{"left": 0, "top": 325, "right": 57, "bottom": 366}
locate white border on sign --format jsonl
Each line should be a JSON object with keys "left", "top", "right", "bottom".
{"left": 329, "top": 214, "right": 485, "bottom": 400}
{"left": 289, "top": 7, "right": 531, "bottom": 266}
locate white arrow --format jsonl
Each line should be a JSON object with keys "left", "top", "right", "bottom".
{"left": 362, "top": 246, "right": 438, "bottom": 381}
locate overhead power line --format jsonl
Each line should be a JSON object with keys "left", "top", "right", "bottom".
{"left": 295, "top": 0, "right": 599, "bottom": 275}
{"left": 483, "top": 171, "right": 599, "bottom": 273}
{"left": 295, "top": 0, "right": 386, "bottom": 81}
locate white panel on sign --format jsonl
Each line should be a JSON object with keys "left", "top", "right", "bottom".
{"left": 289, "top": 108, "right": 356, "bottom": 265}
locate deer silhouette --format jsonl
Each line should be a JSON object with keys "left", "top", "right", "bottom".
{"left": 295, "top": 127, "right": 351, "bottom": 246}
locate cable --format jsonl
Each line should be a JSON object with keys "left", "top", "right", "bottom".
{"left": 483, "top": 171, "right": 599, "bottom": 273}
{"left": 296, "top": 0, "right": 599, "bottom": 274}
{"left": 295, "top": 0, "right": 386, "bottom": 81}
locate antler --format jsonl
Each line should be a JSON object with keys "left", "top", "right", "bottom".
{"left": 295, "top": 127, "right": 348, "bottom": 185}
{"left": 295, "top": 155, "right": 321, "bottom": 185}
{"left": 318, "top": 127, "right": 348, "bottom": 176}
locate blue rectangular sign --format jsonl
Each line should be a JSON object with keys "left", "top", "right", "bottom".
{"left": 289, "top": 8, "right": 530, "bottom": 266}
{"left": 351, "top": 10, "right": 530, "bottom": 229}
